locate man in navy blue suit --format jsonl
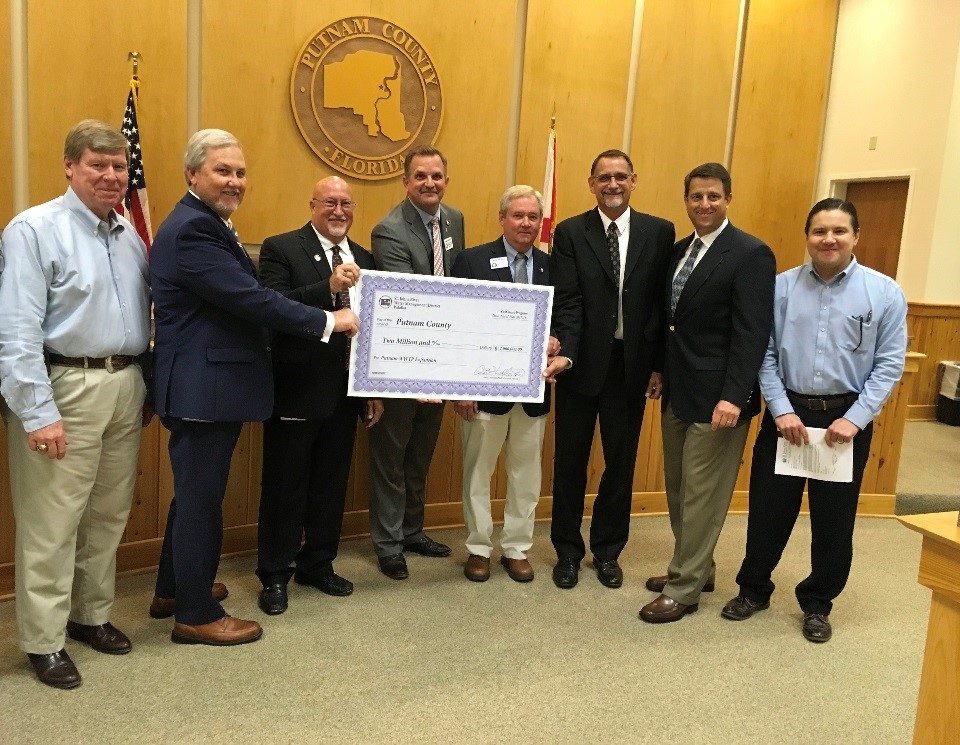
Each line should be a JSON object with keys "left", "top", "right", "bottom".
{"left": 148, "top": 129, "right": 358, "bottom": 646}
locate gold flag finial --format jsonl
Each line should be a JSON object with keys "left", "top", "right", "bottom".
{"left": 127, "top": 51, "right": 142, "bottom": 80}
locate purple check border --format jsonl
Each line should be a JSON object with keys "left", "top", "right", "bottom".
{"left": 350, "top": 272, "right": 552, "bottom": 401}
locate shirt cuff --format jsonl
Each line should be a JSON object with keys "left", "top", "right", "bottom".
{"left": 21, "top": 401, "right": 63, "bottom": 434}
{"left": 765, "top": 394, "right": 794, "bottom": 419}
{"left": 321, "top": 311, "right": 335, "bottom": 343}
{"left": 842, "top": 402, "right": 872, "bottom": 431}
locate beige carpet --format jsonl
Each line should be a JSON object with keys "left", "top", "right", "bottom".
{"left": 0, "top": 514, "right": 927, "bottom": 743}
{"left": 896, "top": 420, "right": 960, "bottom": 513}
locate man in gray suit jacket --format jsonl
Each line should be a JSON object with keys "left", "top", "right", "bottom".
{"left": 369, "top": 146, "right": 465, "bottom": 579}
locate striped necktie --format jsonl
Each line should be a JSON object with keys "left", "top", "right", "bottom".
{"left": 431, "top": 217, "right": 444, "bottom": 276}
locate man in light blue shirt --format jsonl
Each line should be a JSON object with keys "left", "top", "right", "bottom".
{"left": 0, "top": 120, "right": 151, "bottom": 688}
{"left": 721, "top": 198, "right": 907, "bottom": 643}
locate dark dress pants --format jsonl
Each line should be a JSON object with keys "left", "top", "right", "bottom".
{"left": 551, "top": 341, "right": 646, "bottom": 562}
{"left": 155, "top": 417, "right": 243, "bottom": 625}
{"left": 256, "top": 395, "right": 358, "bottom": 586}
{"left": 736, "top": 407, "right": 873, "bottom": 615}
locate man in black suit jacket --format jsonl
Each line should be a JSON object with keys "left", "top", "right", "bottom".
{"left": 451, "top": 185, "right": 558, "bottom": 583}
{"left": 255, "top": 177, "right": 383, "bottom": 615}
{"left": 639, "top": 162, "right": 775, "bottom": 624}
{"left": 545, "top": 149, "right": 675, "bottom": 590}
{"left": 149, "top": 130, "right": 358, "bottom": 645}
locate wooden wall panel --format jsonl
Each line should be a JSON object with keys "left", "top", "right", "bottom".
{"left": 907, "top": 303, "right": 960, "bottom": 418}
{"left": 26, "top": 0, "right": 188, "bottom": 225}
{"left": 3, "top": 0, "right": 902, "bottom": 598}
{"left": 629, "top": 0, "right": 741, "bottom": 229}
{"left": 730, "top": 0, "right": 839, "bottom": 271}
{"left": 515, "top": 0, "right": 635, "bottom": 220}
{"left": 202, "top": 0, "right": 517, "bottom": 248}
{"left": 0, "top": 0, "right": 13, "bottom": 227}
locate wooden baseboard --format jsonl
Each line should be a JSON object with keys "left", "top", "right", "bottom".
{"left": 0, "top": 490, "right": 896, "bottom": 601}
{"left": 908, "top": 404, "right": 937, "bottom": 421}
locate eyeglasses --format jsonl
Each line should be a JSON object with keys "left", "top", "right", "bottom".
{"left": 591, "top": 172, "right": 633, "bottom": 185}
{"left": 314, "top": 199, "right": 355, "bottom": 211}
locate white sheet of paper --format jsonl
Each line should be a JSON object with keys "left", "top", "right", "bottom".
{"left": 774, "top": 427, "right": 854, "bottom": 482}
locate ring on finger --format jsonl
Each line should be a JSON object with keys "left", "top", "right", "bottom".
{"left": 36, "top": 442, "right": 49, "bottom": 453}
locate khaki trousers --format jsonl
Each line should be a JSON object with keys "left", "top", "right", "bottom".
{"left": 661, "top": 403, "right": 749, "bottom": 605}
{"left": 459, "top": 407, "right": 547, "bottom": 559}
{"left": 7, "top": 365, "right": 145, "bottom": 653}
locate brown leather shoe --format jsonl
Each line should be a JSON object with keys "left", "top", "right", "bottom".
{"left": 500, "top": 556, "right": 534, "bottom": 583}
{"left": 27, "top": 650, "right": 81, "bottom": 689}
{"left": 149, "top": 582, "right": 229, "bottom": 619}
{"left": 171, "top": 615, "right": 262, "bottom": 646}
{"left": 66, "top": 620, "right": 131, "bottom": 654}
{"left": 464, "top": 554, "right": 490, "bottom": 582}
{"left": 645, "top": 574, "right": 715, "bottom": 593}
{"left": 638, "top": 594, "right": 699, "bottom": 624}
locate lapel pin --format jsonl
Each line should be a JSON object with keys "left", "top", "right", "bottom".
{"left": 314, "top": 254, "right": 322, "bottom": 261}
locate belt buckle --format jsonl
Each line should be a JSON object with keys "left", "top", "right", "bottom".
{"left": 104, "top": 356, "right": 115, "bottom": 374}
{"left": 812, "top": 398, "right": 827, "bottom": 411}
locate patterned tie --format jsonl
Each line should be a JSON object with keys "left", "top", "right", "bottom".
{"left": 330, "top": 244, "right": 350, "bottom": 309}
{"left": 606, "top": 222, "right": 621, "bottom": 289}
{"left": 671, "top": 237, "right": 704, "bottom": 315}
{"left": 512, "top": 252, "right": 529, "bottom": 284}
{"left": 431, "top": 217, "right": 444, "bottom": 276}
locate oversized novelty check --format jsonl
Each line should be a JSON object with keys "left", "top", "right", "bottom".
{"left": 347, "top": 270, "right": 553, "bottom": 402}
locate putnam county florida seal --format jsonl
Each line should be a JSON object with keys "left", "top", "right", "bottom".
{"left": 291, "top": 17, "right": 444, "bottom": 181}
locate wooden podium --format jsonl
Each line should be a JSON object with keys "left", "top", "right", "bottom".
{"left": 899, "top": 511, "right": 960, "bottom": 743}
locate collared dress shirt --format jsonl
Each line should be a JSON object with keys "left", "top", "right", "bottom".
{"left": 0, "top": 187, "right": 150, "bottom": 431}
{"left": 502, "top": 237, "right": 534, "bottom": 284}
{"left": 671, "top": 218, "right": 729, "bottom": 280}
{"left": 311, "top": 224, "right": 359, "bottom": 309}
{"left": 759, "top": 257, "right": 908, "bottom": 430}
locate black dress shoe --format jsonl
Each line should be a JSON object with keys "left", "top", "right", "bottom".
{"left": 646, "top": 574, "right": 715, "bottom": 593}
{"left": 552, "top": 558, "right": 580, "bottom": 589}
{"left": 379, "top": 554, "right": 409, "bottom": 580}
{"left": 720, "top": 595, "right": 770, "bottom": 621}
{"left": 802, "top": 613, "right": 832, "bottom": 643}
{"left": 402, "top": 535, "right": 452, "bottom": 557}
{"left": 65, "top": 620, "right": 131, "bottom": 654}
{"left": 27, "top": 650, "right": 81, "bottom": 689}
{"left": 258, "top": 583, "right": 288, "bottom": 615}
{"left": 592, "top": 558, "right": 623, "bottom": 588}
{"left": 296, "top": 572, "right": 354, "bottom": 597}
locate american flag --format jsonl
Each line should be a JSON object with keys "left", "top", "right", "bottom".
{"left": 117, "top": 79, "right": 153, "bottom": 249}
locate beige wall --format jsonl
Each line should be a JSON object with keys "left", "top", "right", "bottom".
{"left": 817, "top": 0, "right": 960, "bottom": 302}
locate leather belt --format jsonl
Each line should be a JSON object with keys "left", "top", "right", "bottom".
{"left": 786, "top": 390, "right": 858, "bottom": 412}
{"left": 46, "top": 352, "right": 135, "bottom": 373}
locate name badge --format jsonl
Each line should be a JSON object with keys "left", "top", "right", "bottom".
{"left": 489, "top": 256, "right": 509, "bottom": 270}
{"left": 444, "top": 236, "right": 454, "bottom": 251}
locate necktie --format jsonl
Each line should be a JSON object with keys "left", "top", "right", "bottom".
{"left": 226, "top": 220, "right": 239, "bottom": 240}
{"left": 431, "top": 217, "right": 444, "bottom": 276}
{"left": 606, "top": 222, "right": 620, "bottom": 289}
{"left": 512, "top": 252, "right": 529, "bottom": 284}
{"left": 671, "top": 237, "right": 704, "bottom": 315}
{"left": 330, "top": 244, "right": 350, "bottom": 309}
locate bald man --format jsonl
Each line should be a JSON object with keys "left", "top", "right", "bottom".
{"left": 255, "top": 177, "right": 382, "bottom": 615}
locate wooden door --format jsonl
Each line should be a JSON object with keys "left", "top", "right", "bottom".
{"left": 844, "top": 178, "right": 909, "bottom": 279}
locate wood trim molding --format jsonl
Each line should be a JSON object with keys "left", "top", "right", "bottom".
{"left": 908, "top": 302, "right": 960, "bottom": 318}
